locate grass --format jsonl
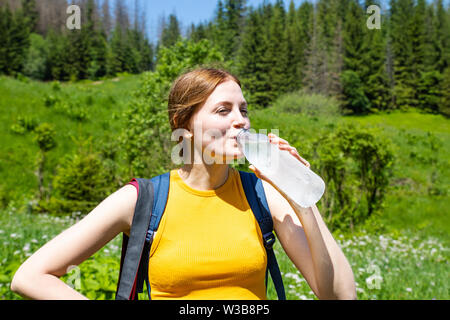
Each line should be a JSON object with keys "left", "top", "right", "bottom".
{"left": 2, "top": 206, "right": 448, "bottom": 300}
{"left": 0, "top": 204, "right": 122, "bottom": 300}
{"left": 0, "top": 76, "right": 449, "bottom": 300}
{"left": 341, "top": 111, "right": 450, "bottom": 242}
{"left": 268, "top": 231, "right": 449, "bottom": 300}
{"left": 0, "top": 74, "right": 143, "bottom": 203}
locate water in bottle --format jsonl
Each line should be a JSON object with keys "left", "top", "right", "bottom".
{"left": 236, "top": 129, "right": 325, "bottom": 208}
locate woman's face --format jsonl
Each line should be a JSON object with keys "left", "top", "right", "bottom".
{"left": 187, "top": 80, "right": 250, "bottom": 164}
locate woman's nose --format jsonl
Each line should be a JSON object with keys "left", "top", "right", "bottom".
{"left": 232, "top": 108, "right": 247, "bottom": 128}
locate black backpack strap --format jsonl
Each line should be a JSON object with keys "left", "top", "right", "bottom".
{"left": 239, "top": 170, "right": 286, "bottom": 300}
{"left": 143, "top": 172, "right": 171, "bottom": 299}
{"left": 115, "top": 178, "right": 154, "bottom": 300}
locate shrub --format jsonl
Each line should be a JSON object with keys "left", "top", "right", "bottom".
{"left": 33, "top": 123, "right": 57, "bottom": 152}
{"left": 23, "top": 33, "right": 48, "bottom": 81}
{"left": 51, "top": 81, "right": 62, "bottom": 91}
{"left": 340, "top": 70, "right": 371, "bottom": 114}
{"left": 271, "top": 90, "right": 341, "bottom": 117}
{"left": 0, "top": 184, "right": 10, "bottom": 209}
{"left": 35, "top": 137, "right": 119, "bottom": 215}
{"left": 10, "top": 115, "right": 39, "bottom": 135}
{"left": 312, "top": 124, "right": 394, "bottom": 232}
{"left": 54, "top": 100, "right": 89, "bottom": 122}
{"left": 440, "top": 67, "right": 450, "bottom": 117}
{"left": 43, "top": 94, "right": 59, "bottom": 107}
{"left": 417, "top": 71, "right": 442, "bottom": 113}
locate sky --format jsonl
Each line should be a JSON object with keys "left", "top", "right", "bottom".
{"left": 121, "top": 0, "right": 307, "bottom": 42}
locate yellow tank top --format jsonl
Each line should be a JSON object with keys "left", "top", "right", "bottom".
{"left": 147, "top": 167, "right": 268, "bottom": 300}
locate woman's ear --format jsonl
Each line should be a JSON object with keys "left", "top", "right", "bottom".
{"left": 173, "top": 114, "right": 179, "bottom": 128}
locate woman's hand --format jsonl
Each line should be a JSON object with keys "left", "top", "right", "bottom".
{"left": 248, "top": 133, "right": 310, "bottom": 199}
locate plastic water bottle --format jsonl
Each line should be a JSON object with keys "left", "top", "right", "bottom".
{"left": 236, "top": 129, "right": 325, "bottom": 208}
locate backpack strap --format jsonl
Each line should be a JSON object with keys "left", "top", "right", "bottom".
{"left": 115, "top": 173, "right": 170, "bottom": 300}
{"left": 143, "top": 172, "right": 171, "bottom": 299}
{"left": 239, "top": 170, "right": 286, "bottom": 300}
{"left": 115, "top": 178, "right": 154, "bottom": 300}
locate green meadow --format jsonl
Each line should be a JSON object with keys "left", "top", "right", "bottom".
{"left": 0, "top": 75, "right": 448, "bottom": 300}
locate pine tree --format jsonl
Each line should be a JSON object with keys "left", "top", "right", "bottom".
{"left": 101, "top": 0, "right": 112, "bottom": 40}
{"left": 424, "top": 2, "right": 439, "bottom": 71}
{"left": 284, "top": 0, "right": 302, "bottom": 93}
{"left": 411, "top": 0, "right": 429, "bottom": 110}
{"left": 297, "top": 1, "right": 314, "bottom": 87}
{"left": 411, "top": 0, "right": 427, "bottom": 77}
{"left": 314, "top": 0, "right": 342, "bottom": 95}
{"left": 46, "top": 28, "right": 69, "bottom": 80}
{"left": 341, "top": 70, "right": 371, "bottom": 114}
{"left": 340, "top": 1, "right": 369, "bottom": 112}
{"left": 107, "top": 26, "right": 125, "bottom": 76}
{"left": 189, "top": 23, "right": 208, "bottom": 42}
{"left": 160, "top": 14, "right": 181, "bottom": 48}
{"left": 360, "top": 0, "right": 391, "bottom": 111}
{"left": 212, "top": 0, "right": 226, "bottom": 51}
{"left": 21, "top": 0, "right": 38, "bottom": 33}
{"left": 237, "top": 6, "right": 271, "bottom": 108}
{"left": 223, "top": 0, "right": 247, "bottom": 60}
{"left": 343, "top": 1, "right": 366, "bottom": 73}
{"left": 434, "top": 0, "right": 450, "bottom": 73}
{"left": 389, "top": 0, "right": 416, "bottom": 109}
{"left": 440, "top": 66, "right": 450, "bottom": 117}
{"left": 212, "top": 0, "right": 247, "bottom": 60}
{"left": 417, "top": 70, "right": 443, "bottom": 113}
{"left": 108, "top": 1, "right": 137, "bottom": 76}
{"left": 266, "top": 0, "right": 289, "bottom": 101}
{"left": 303, "top": 4, "right": 327, "bottom": 94}
{"left": 86, "top": 0, "right": 107, "bottom": 79}
{"left": 65, "top": 28, "right": 90, "bottom": 80}
{"left": 1, "top": 4, "right": 31, "bottom": 76}
{"left": 0, "top": 5, "right": 12, "bottom": 74}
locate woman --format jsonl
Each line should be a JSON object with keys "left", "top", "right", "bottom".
{"left": 11, "top": 68, "right": 356, "bottom": 300}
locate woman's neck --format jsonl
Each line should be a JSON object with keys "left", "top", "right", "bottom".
{"left": 178, "top": 164, "right": 230, "bottom": 191}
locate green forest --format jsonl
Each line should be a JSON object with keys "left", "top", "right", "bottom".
{"left": 1, "top": 0, "right": 449, "bottom": 114}
{"left": 0, "top": 0, "right": 449, "bottom": 300}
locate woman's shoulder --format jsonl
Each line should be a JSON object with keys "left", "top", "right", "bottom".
{"left": 100, "top": 184, "right": 138, "bottom": 236}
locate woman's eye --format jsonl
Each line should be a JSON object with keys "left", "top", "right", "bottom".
{"left": 218, "top": 108, "right": 248, "bottom": 115}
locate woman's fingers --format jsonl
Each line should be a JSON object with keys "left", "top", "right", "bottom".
{"left": 268, "top": 133, "right": 310, "bottom": 168}
{"left": 268, "top": 133, "right": 289, "bottom": 145}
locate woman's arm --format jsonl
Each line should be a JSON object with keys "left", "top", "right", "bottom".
{"left": 249, "top": 133, "right": 356, "bottom": 300}
{"left": 260, "top": 177, "right": 356, "bottom": 300}
{"left": 10, "top": 184, "right": 137, "bottom": 300}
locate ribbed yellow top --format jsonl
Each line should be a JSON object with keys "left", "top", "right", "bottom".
{"left": 147, "top": 167, "right": 268, "bottom": 300}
